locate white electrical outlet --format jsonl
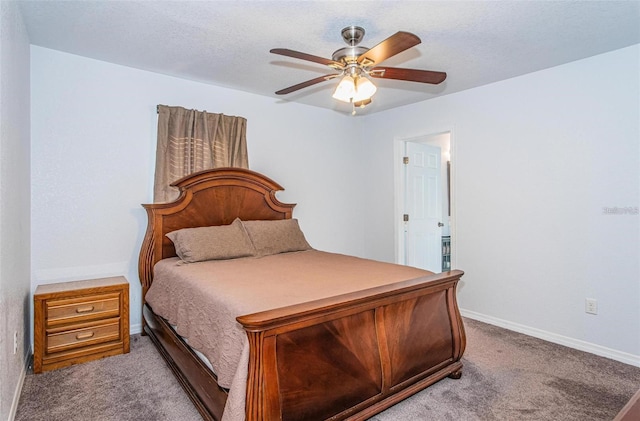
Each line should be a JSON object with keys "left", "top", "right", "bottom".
{"left": 585, "top": 298, "right": 598, "bottom": 315}
{"left": 13, "top": 331, "right": 18, "bottom": 354}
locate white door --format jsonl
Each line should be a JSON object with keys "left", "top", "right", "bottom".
{"left": 404, "top": 141, "right": 442, "bottom": 272}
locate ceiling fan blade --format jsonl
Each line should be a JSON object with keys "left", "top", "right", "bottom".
{"left": 369, "top": 67, "right": 447, "bottom": 84}
{"left": 275, "top": 75, "right": 338, "bottom": 95}
{"left": 357, "top": 31, "right": 421, "bottom": 66}
{"left": 270, "top": 48, "right": 343, "bottom": 69}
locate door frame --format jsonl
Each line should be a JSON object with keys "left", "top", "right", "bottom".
{"left": 393, "top": 128, "right": 456, "bottom": 270}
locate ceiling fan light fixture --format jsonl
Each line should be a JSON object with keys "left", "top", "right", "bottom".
{"left": 353, "top": 76, "right": 377, "bottom": 102}
{"left": 354, "top": 98, "right": 372, "bottom": 108}
{"left": 332, "top": 75, "right": 377, "bottom": 103}
{"left": 332, "top": 75, "right": 356, "bottom": 103}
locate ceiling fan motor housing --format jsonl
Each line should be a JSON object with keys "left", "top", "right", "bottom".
{"left": 332, "top": 46, "right": 369, "bottom": 64}
{"left": 341, "top": 26, "right": 365, "bottom": 46}
{"left": 333, "top": 26, "right": 369, "bottom": 65}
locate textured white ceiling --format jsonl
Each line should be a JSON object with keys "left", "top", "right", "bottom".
{"left": 18, "top": 0, "right": 640, "bottom": 115}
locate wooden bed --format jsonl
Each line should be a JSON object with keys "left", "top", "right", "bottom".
{"left": 138, "top": 167, "right": 466, "bottom": 421}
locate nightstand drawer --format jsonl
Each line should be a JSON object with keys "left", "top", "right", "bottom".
{"left": 46, "top": 319, "right": 121, "bottom": 354}
{"left": 46, "top": 293, "right": 121, "bottom": 326}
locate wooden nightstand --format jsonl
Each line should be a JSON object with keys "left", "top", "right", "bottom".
{"left": 33, "top": 276, "right": 130, "bottom": 373}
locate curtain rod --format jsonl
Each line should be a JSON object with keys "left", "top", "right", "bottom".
{"left": 156, "top": 105, "right": 209, "bottom": 114}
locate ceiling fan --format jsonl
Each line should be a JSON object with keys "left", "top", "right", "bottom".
{"left": 270, "top": 26, "right": 447, "bottom": 113}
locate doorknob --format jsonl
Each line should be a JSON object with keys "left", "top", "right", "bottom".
{"left": 438, "top": 222, "right": 444, "bottom": 227}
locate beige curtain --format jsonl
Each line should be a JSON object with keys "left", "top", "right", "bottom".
{"left": 154, "top": 105, "right": 249, "bottom": 202}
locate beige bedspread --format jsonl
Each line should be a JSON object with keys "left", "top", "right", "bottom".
{"left": 145, "top": 250, "right": 433, "bottom": 421}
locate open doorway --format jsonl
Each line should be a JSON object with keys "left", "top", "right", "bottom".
{"left": 394, "top": 131, "right": 453, "bottom": 273}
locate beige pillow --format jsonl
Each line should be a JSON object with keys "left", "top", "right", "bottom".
{"left": 242, "top": 219, "right": 312, "bottom": 256}
{"left": 166, "top": 218, "right": 256, "bottom": 263}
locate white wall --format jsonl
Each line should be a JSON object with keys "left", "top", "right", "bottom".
{"left": 30, "top": 42, "right": 640, "bottom": 366}
{"left": 0, "top": 2, "right": 31, "bottom": 420}
{"left": 361, "top": 45, "right": 640, "bottom": 361}
{"left": 30, "top": 46, "right": 365, "bottom": 333}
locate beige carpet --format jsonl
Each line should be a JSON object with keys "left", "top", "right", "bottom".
{"left": 15, "top": 318, "right": 640, "bottom": 420}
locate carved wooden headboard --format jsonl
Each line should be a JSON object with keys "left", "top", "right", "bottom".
{"left": 138, "top": 168, "right": 296, "bottom": 298}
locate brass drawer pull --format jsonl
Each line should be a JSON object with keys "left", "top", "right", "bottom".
{"left": 75, "top": 331, "right": 95, "bottom": 340}
{"left": 75, "top": 305, "right": 95, "bottom": 314}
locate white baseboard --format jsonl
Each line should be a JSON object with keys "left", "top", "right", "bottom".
{"left": 8, "top": 346, "right": 31, "bottom": 421}
{"left": 460, "top": 309, "right": 640, "bottom": 368}
{"left": 130, "top": 323, "right": 143, "bottom": 335}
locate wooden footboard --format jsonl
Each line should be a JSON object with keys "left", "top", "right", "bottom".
{"left": 238, "top": 270, "right": 465, "bottom": 421}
